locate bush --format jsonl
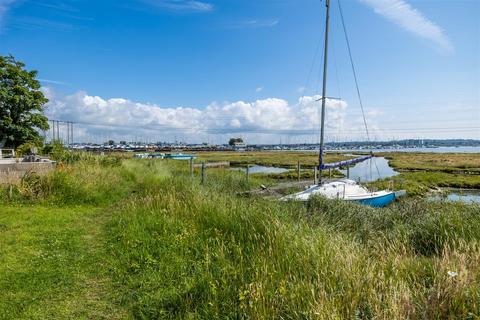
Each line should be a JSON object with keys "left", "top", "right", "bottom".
{"left": 16, "top": 141, "right": 43, "bottom": 157}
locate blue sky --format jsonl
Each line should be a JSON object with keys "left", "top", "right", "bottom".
{"left": 0, "top": 0, "right": 479, "bottom": 143}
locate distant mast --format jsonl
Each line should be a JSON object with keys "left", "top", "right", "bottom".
{"left": 318, "top": 0, "right": 331, "bottom": 184}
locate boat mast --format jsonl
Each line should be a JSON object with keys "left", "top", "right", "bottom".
{"left": 318, "top": 0, "right": 331, "bottom": 184}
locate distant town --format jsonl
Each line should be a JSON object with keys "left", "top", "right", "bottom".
{"left": 69, "top": 139, "right": 480, "bottom": 152}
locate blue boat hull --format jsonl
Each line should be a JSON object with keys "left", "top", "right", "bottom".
{"left": 351, "top": 192, "right": 396, "bottom": 208}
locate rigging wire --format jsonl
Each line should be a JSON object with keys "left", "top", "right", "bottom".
{"left": 337, "top": 0, "right": 382, "bottom": 179}
{"left": 303, "top": 33, "right": 323, "bottom": 98}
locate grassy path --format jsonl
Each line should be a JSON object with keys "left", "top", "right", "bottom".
{"left": 0, "top": 159, "right": 169, "bottom": 319}
{"left": 0, "top": 204, "right": 128, "bottom": 319}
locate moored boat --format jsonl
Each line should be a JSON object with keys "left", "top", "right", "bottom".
{"left": 281, "top": 179, "right": 396, "bottom": 208}
{"left": 282, "top": 0, "right": 403, "bottom": 207}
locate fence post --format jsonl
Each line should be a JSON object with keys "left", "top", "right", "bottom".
{"left": 297, "top": 161, "right": 301, "bottom": 182}
{"left": 314, "top": 166, "right": 318, "bottom": 185}
{"left": 201, "top": 163, "right": 206, "bottom": 185}
{"left": 189, "top": 157, "right": 194, "bottom": 177}
{"left": 347, "top": 166, "right": 350, "bottom": 179}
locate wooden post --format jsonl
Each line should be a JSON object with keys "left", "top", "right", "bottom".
{"left": 297, "top": 161, "right": 301, "bottom": 182}
{"left": 189, "top": 157, "right": 194, "bottom": 177}
{"left": 314, "top": 166, "right": 318, "bottom": 185}
{"left": 347, "top": 166, "right": 350, "bottom": 179}
{"left": 246, "top": 165, "right": 250, "bottom": 183}
{"left": 201, "top": 163, "right": 206, "bottom": 185}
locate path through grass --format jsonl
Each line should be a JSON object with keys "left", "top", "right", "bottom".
{"left": 0, "top": 205, "right": 128, "bottom": 319}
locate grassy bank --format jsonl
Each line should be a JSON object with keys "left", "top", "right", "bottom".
{"left": 370, "top": 171, "right": 480, "bottom": 196}
{"left": 380, "top": 152, "right": 480, "bottom": 174}
{"left": 196, "top": 151, "right": 352, "bottom": 169}
{"left": 1, "top": 156, "right": 479, "bottom": 319}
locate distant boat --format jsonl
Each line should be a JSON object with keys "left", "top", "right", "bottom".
{"left": 134, "top": 153, "right": 165, "bottom": 159}
{"left": 282, "top": 0, "right": 403, "bottom": 207}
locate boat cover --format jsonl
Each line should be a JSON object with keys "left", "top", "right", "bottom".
{"left": 320, "top": 155, "right": 372, "bottom": 170}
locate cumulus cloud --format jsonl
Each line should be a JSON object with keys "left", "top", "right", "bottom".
{"left": 42, "top": 89, "right": 348, "bottom": 143}
{"left": 360, "top": 0, "right": 453, "bottom": 53}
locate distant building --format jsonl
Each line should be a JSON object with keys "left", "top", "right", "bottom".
{"left": 233, "top": 141, "right": 246, "bottom": 151}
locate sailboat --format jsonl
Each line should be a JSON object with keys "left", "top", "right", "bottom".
{"left": 282, "top": 0, "right": 403, "bottom": 207}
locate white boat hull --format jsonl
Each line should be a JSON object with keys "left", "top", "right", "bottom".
{"left": 281, "top": 179, "right": 397, "bottom": 207}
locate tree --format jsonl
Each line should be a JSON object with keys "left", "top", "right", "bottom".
{"left": 228, "top": 137, "right": 244, "bottom": 146}
{"left": 0, "top": 55, "right": 49, "bottom": 148}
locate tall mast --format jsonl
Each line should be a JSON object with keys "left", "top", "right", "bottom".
{"left": 318, "top": 0, "right": 331, "bottom": 184}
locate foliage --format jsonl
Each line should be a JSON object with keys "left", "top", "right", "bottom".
{"left": 228, "top": 137, "right": 244, "bottom": 146}
{"left": 15, "top": 141, "right": 43, "bottom": 156}
{"left": 0, "top": 55, "right": 49, "bottom": 148}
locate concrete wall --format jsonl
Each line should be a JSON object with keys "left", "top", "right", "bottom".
{"left": 0, "top": 162, "right": 56, "bottom": 172}
{"left": 0, "top": 162, "right": 56, "bottom": 184}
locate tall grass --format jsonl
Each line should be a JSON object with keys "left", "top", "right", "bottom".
{"left": 105, "top": 160, "right": 480, "bottom": 319}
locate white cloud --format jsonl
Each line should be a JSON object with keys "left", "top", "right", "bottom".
{"left": 227, "top": 19, "right": 279, "bottom": 29}
{"left": 0, "top": 0, "right": 16, "bottom": 31}
{"left": 42, "top": 89, "right": 348, "bottom": 143}
{"left": 142, "top": 0, "right": 214, "bottom": 12}
{"left": 38, "top": 78, "right": 70, "bottom": 86}
{"left": 255, "top": 87, "right": 264, "bottom": 93}
{"left": 297, "top": 86, "right": 307, "bottom": 94}
{"left": 360, "top": 0, "right": 453, "bottom": 53}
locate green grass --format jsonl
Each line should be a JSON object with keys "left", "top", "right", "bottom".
{"left": 1, "top": 155, "right": 479, "bottom": 319}
{"left": 379, "top": 152, "right": 480, "bottom": 174}
{"left": 369, "top": 171, "right": 480, "bottom": 196}
{"left": 0, "top": 205, "right": 127, "bottom": 319}
{"left": 196, "top": 151, "right": 352, "bottom": 168}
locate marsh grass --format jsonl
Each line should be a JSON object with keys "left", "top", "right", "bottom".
{"left": 369, "top": 171, "right": 480, "bottom": 196}
{"left": 196, "top": 151, "right": 352, "bottom": 169}
{"left": 1, "top": 156, "right": 479, "bottom": 319}
{"left": 107, "top": 160, "right": 480, "bottom": 319}
{"left": 380, "top": 152, "right": 480, "bottom": 174}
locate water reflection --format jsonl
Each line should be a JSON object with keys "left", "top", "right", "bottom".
{"left": 340, "top": 157, "right": 399, "bottom": 182}
{"left": 430, "top": 189, "right": 480, "bottom": 204}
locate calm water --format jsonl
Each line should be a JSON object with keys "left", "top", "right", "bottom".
{"left": 340, "top": 157, "right": 399, "bottom": 182}
{"left": 430, "top": 189, "right": 480, "bottom": 204}
{"left": 329, "top": 146, "right": 480, "bottom": 153}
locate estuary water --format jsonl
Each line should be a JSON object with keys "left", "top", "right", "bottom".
{"left": 328, "top": 146, "right": 480, "bottom": 153}
{"left": 339, "top": 157, "right": 399, "bottom": 182}
{"left": 430, "top": 189, "right": 480, "bottom": 204}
